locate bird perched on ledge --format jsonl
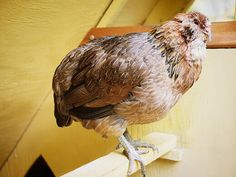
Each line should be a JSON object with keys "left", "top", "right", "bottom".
{"left": 53, "top": 12, "right": 211, "bottom": 176}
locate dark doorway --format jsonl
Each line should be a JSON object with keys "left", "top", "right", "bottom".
{"left": 25, "top": 155, "right": 55, "bottom": 177}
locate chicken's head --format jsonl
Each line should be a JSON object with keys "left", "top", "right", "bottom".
{"left": 173, "top": 12, "right": 211, "bottom": 43}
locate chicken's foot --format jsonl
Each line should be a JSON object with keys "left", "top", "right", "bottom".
{"left": 118, "top": 135, "right": 146, "bottom": 176}
{"left": 117, "top": 130, "right": 159, "bottom": 154}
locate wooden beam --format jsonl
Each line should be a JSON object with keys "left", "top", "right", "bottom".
{"left": 96, "top": 0, "right": 128, "bottom": 27}
{"left": 160, "top": 148, "right": 184, "bottom": 161}
{"left": 108, "top": 0, "right": 158, "bottom": 27}
{"left": 81, "top": 22, "right": 236, "bottom": 48}
{"left": 61, "top": 132, "right": 181, "bottom": 177}
{"left": 208, "top": 21, "right": 236, "bottom": 48}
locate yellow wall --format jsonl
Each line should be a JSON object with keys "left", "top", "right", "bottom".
{"left": 0, "top": 0, "right": 112, "bottom": 173}
{"left": 1, "top": 1, "right": 236, "bottom": 177}
{"left": 144, "top": 0, "right": 193, "bottom": 25}
{"left": 103, "top": 0, "right": 157, "bottom": 27}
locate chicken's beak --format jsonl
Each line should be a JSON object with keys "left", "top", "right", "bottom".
{"left": 206, "top": 27, "right": 212, "bottom": 41}
{"left": 203, "top": 20, "right": 212, "bottom": 42}
{"left": 202, "top": 27, "right": 211, "bottom": 42}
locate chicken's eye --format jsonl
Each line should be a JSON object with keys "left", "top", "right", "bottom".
{"left": 193, "top": 19, "right": 199, "bottom": 25}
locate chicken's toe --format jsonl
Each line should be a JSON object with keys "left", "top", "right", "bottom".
{"left": 118, "top": 135, "right": 147, "bottom": 177}
{"left": 131, "top": 140, "right": 159, "bottom": 153}
{"left": 126, "top": 146, "right": 146, "bottom": 176}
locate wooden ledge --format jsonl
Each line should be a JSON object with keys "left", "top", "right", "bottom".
{"left": 81, "top": 22, "right": 236, "bottom": 48}
{"left": 62, "top": 132, "right": 183, "bottom": 177}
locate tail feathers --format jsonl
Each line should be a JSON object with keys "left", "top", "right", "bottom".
{"left": 54, "top": 104, "right": 72, "bottom": 127}
{"left": 54, "top": 94, "right": 72, "bottom": 127}
{"left": 53, "top": 94, "right": 115, "bottom": 127}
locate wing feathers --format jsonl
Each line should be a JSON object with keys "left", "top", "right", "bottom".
{"left": 71, "top": 65, "right": 90, "bottom": 87}
{"left": 64, "top": 85, "right": 95, "bottom": 106}
{"left": 70, "top": 105, "right": 114, "bottom": 120}
{"left": 53, "top": 33, "right": 150, "bottom": 124}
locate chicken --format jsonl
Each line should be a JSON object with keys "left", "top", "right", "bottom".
{"left": 52, "top": 12, "right": 211, "bottom": 176}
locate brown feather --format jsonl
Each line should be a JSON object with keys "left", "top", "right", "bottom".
{"left": 64, "top": 85, "right": 95, "bottom": 106}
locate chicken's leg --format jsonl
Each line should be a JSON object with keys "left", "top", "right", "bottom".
{"left": 118, "top": 135, "right": 146, "bottom": 176}
{"left": 123, "top": 130, "right": 158, "bottom": 154}
{"left": 118, "top": 130, "right": 159, "bottom": 176}
{"left": 117, "top": 130, "right": 159, "bottom": 154}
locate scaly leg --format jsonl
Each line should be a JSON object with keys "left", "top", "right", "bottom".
{"left": 118, "top": 135, "right": 146, "bottom": 176}
{"left": 117, "top": 129, "right": 159, "bottom": 154}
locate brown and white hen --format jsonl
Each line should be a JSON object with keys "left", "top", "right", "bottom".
{"left": 52, "top": 12, "right": 211, "bottom": 176}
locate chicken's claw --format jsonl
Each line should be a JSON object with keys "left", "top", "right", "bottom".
{"left": 118, "top": 135, "right": 148, "bottom": 176}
